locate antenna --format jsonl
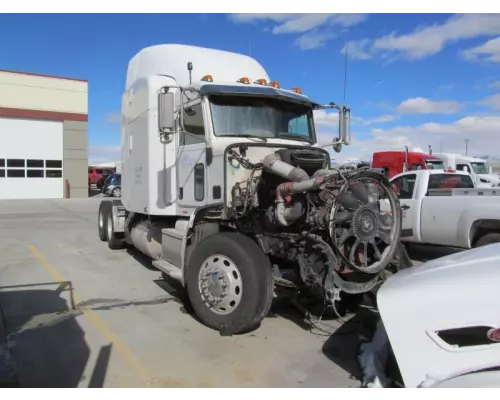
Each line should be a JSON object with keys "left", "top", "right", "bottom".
{"left": 343, "top": 40, "right": 348, "bottom": 102}
{"left": 464, "top": 139, "right": 470, "bottom": 156}
{"left": 187, "top": 62, "right": 193, "bottom": 86}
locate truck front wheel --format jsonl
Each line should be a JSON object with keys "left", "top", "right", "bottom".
{"left": 185, "top": 232, "right": 273, "bottom": 335}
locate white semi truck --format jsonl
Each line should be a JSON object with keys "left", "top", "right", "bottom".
{"left": 97, "top": 44, "right": 404, "bottom": 335}
{"left": 433, "top": 153, "right": 500, "bottom": 188}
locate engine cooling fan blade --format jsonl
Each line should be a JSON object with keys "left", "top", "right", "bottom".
{"left": 333, "top": 210, "right": 353, "bottom": 225}
{"left": 349, "top": 181, "right": 372, "bottom": 204}
{"left": 336, "top": 192, "right": 361, "bottom": 210}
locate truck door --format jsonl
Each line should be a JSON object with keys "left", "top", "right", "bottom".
{"left": 176, "top": 100, "right": 207, "bottom": 209}
{"left": 391, "top": 173, "right": 417, "bottom": 241}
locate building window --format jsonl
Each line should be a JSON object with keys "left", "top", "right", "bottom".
{"left": 7, "top": 169, "right": 25, "bottom": 178}
{"left": 46, "top": 170, "right": 62, "bottom": 178}
{"left": 0, "top": 159, "right": 5, "bottom": 168}
{"left": 46, "top": 160, "right": 63, "bottom": 169}
{"left": 0, "top": 169, "right": 4, "bottom": 178}
{"left": 27, "top": 159, "right": 44, "bottom": 168}
{"left": 27, "top": 169, "right": 44, "bottom": 178}
{"left": 7, "top": 159, "right": 25, "bottom": 168}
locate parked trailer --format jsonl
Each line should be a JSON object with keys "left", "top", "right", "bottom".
{"left": 97, "top": 44, "right": 405, "bottom": 335}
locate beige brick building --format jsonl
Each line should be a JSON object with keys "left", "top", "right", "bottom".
{"left": 0, "top": 69, "right": 88, "bottom": 199}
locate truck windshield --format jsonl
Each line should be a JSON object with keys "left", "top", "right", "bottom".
{"left": 425, "top": 159, "right": 445, "bottom": 170}
{"left": 209, "top": 95, "right": 314, "bottom": 142}
{"left": 471, "top": 162, "right": 488, "bottom": 174}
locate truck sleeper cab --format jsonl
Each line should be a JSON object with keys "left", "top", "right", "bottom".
{"left": 372, "top": 150, "right": 444, "bottom": 179}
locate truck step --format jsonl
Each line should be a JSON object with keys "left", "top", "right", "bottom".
{"left": 152, "top": 259, "right": 183, "bottom": 283}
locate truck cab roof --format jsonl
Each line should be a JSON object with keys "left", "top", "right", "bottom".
{"left": 433, "top": 152, "right": 487, "bottom": 164}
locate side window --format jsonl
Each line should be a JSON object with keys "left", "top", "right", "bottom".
{"left": 181, "top": 103, "right": 205, "bottom": 145}
{"left": 457, "top": 164, "right": 471, "bottom": 173}
{"left": 411, "top": 163, "right": 423, "bottom": 171}
{"left": 392, "top": 174, "right": 417, "bottom": 200}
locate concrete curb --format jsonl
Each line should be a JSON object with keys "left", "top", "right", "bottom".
{"left": 0, "top": 300, "right": 18, "bottom": 387}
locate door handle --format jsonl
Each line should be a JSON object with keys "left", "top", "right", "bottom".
{"left": 401, "top": 204, "right": 410, "bottom": 210}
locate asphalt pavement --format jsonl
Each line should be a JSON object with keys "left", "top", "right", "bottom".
{"left": 0, "top": 198, "right": 458, "bottom": 388}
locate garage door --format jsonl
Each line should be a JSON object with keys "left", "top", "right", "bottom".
{"left": 0, "top": 117, "right": 64, "bottom": 200}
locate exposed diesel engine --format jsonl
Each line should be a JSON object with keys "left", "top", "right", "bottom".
{"left": 225, "top": 146, "right": 403, "bottom": 304}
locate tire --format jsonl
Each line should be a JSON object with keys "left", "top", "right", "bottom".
{"left": 112, "top": 187, "right": 121, "bottom": 197}
{"left": 98, "top": 201, "right": 111, "bottom": 241}
{"left": 474, "top": 232, "right": 500, "bottom": 248}
{"left": 185, "top": 232, "right": 273, "bottom": 335}
{"left": 106, "top": 207, "right": 125, "bottom": 250}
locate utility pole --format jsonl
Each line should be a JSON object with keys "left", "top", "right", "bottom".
{"left": 464, "top": 139, "right": 470, "bottom": 156}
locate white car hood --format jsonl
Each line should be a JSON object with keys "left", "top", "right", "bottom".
{"left": 377, "top": 244, "right": 500, "bottom": 387}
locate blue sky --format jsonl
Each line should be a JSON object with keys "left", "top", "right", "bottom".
{"left": 1, "top": 13, "right": 500, "bottom": 162}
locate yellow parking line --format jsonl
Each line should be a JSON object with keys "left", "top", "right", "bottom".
{"left": 27, "top": 244, "right": 161, "bottom": 387}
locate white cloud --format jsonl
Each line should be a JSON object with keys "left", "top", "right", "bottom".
{"left": 313, "top": 109, "right": 339, "bottom": 127}
{"left": 397, "top": 97, "right": 462, "bottom": 114}
{"left": 462, "top": 36, "right": 500, "bottom": 63}
{"left": 488, "top": 81, "right": 500, "bottom": 90}
{"left": 480, "top": 93, "right": 500, "bottom": 110}
{"left": 294, "top": 31, "right": 335, "bottom": 50}
{"left": 335, "top": 115, "right": 500, "bottom": 161}
{"left": 228, "top": 13, "right": 368, "bottom": 50}
{"left": 342, "top": 39, "right": 373, "bottom": 60}
{"left": 89, "top": 145, "right": 121, "bottom": 164}
{"left": 345, "top": 14, "right": 500, "bottom": 61}
{"left": 362, "top": 114, "right": 396, "bottom": 125}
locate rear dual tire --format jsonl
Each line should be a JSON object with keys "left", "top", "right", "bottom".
{"left": 97, "top": 200, "right": 125, "bottom": 249}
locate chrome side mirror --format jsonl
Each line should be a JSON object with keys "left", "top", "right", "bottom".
{"left": 159, "top": 91, "right": 175, "bottom": 133}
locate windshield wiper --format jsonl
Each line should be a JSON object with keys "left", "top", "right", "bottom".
{"left": 278, "top": 133, "right": 312, "bottom": 144}
{"left": 234, "top": 134, "right": 267, "bottom": 142}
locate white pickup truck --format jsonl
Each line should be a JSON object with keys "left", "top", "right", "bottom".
{"left": 389, "top": 169, "right": 500, "bottom": 248}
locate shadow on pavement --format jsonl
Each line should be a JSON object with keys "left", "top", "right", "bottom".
{"left": 0, "top": 281, "right": 110, "bottom": 387}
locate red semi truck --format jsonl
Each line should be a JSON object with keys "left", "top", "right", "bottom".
{"left": 371, "top": 146, "right": 444, "bottom": 179}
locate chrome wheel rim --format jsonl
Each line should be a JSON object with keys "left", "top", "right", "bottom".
{"left": 198, "top": 254, "right": 243, "bottom": 315}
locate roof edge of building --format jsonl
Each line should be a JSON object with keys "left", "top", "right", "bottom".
{"left": 0, "top": 69, "right": 88, "bottom": 83}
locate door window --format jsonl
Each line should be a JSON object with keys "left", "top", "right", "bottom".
{"left": 181, "top": 103, "right": 205, "bottom": 145}
{"left": 457, "top": 164, "right": 471, "bottom": 174}
{"left": 392, "top": 174, "right": 417, "bottom": 199}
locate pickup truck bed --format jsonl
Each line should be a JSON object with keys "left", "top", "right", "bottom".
{"left": 389, "top": 170, "right": 500, "bottom": 248}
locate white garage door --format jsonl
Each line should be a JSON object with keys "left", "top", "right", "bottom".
{"left": 0, "top": 117, "right": 64, "bottom": 200}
